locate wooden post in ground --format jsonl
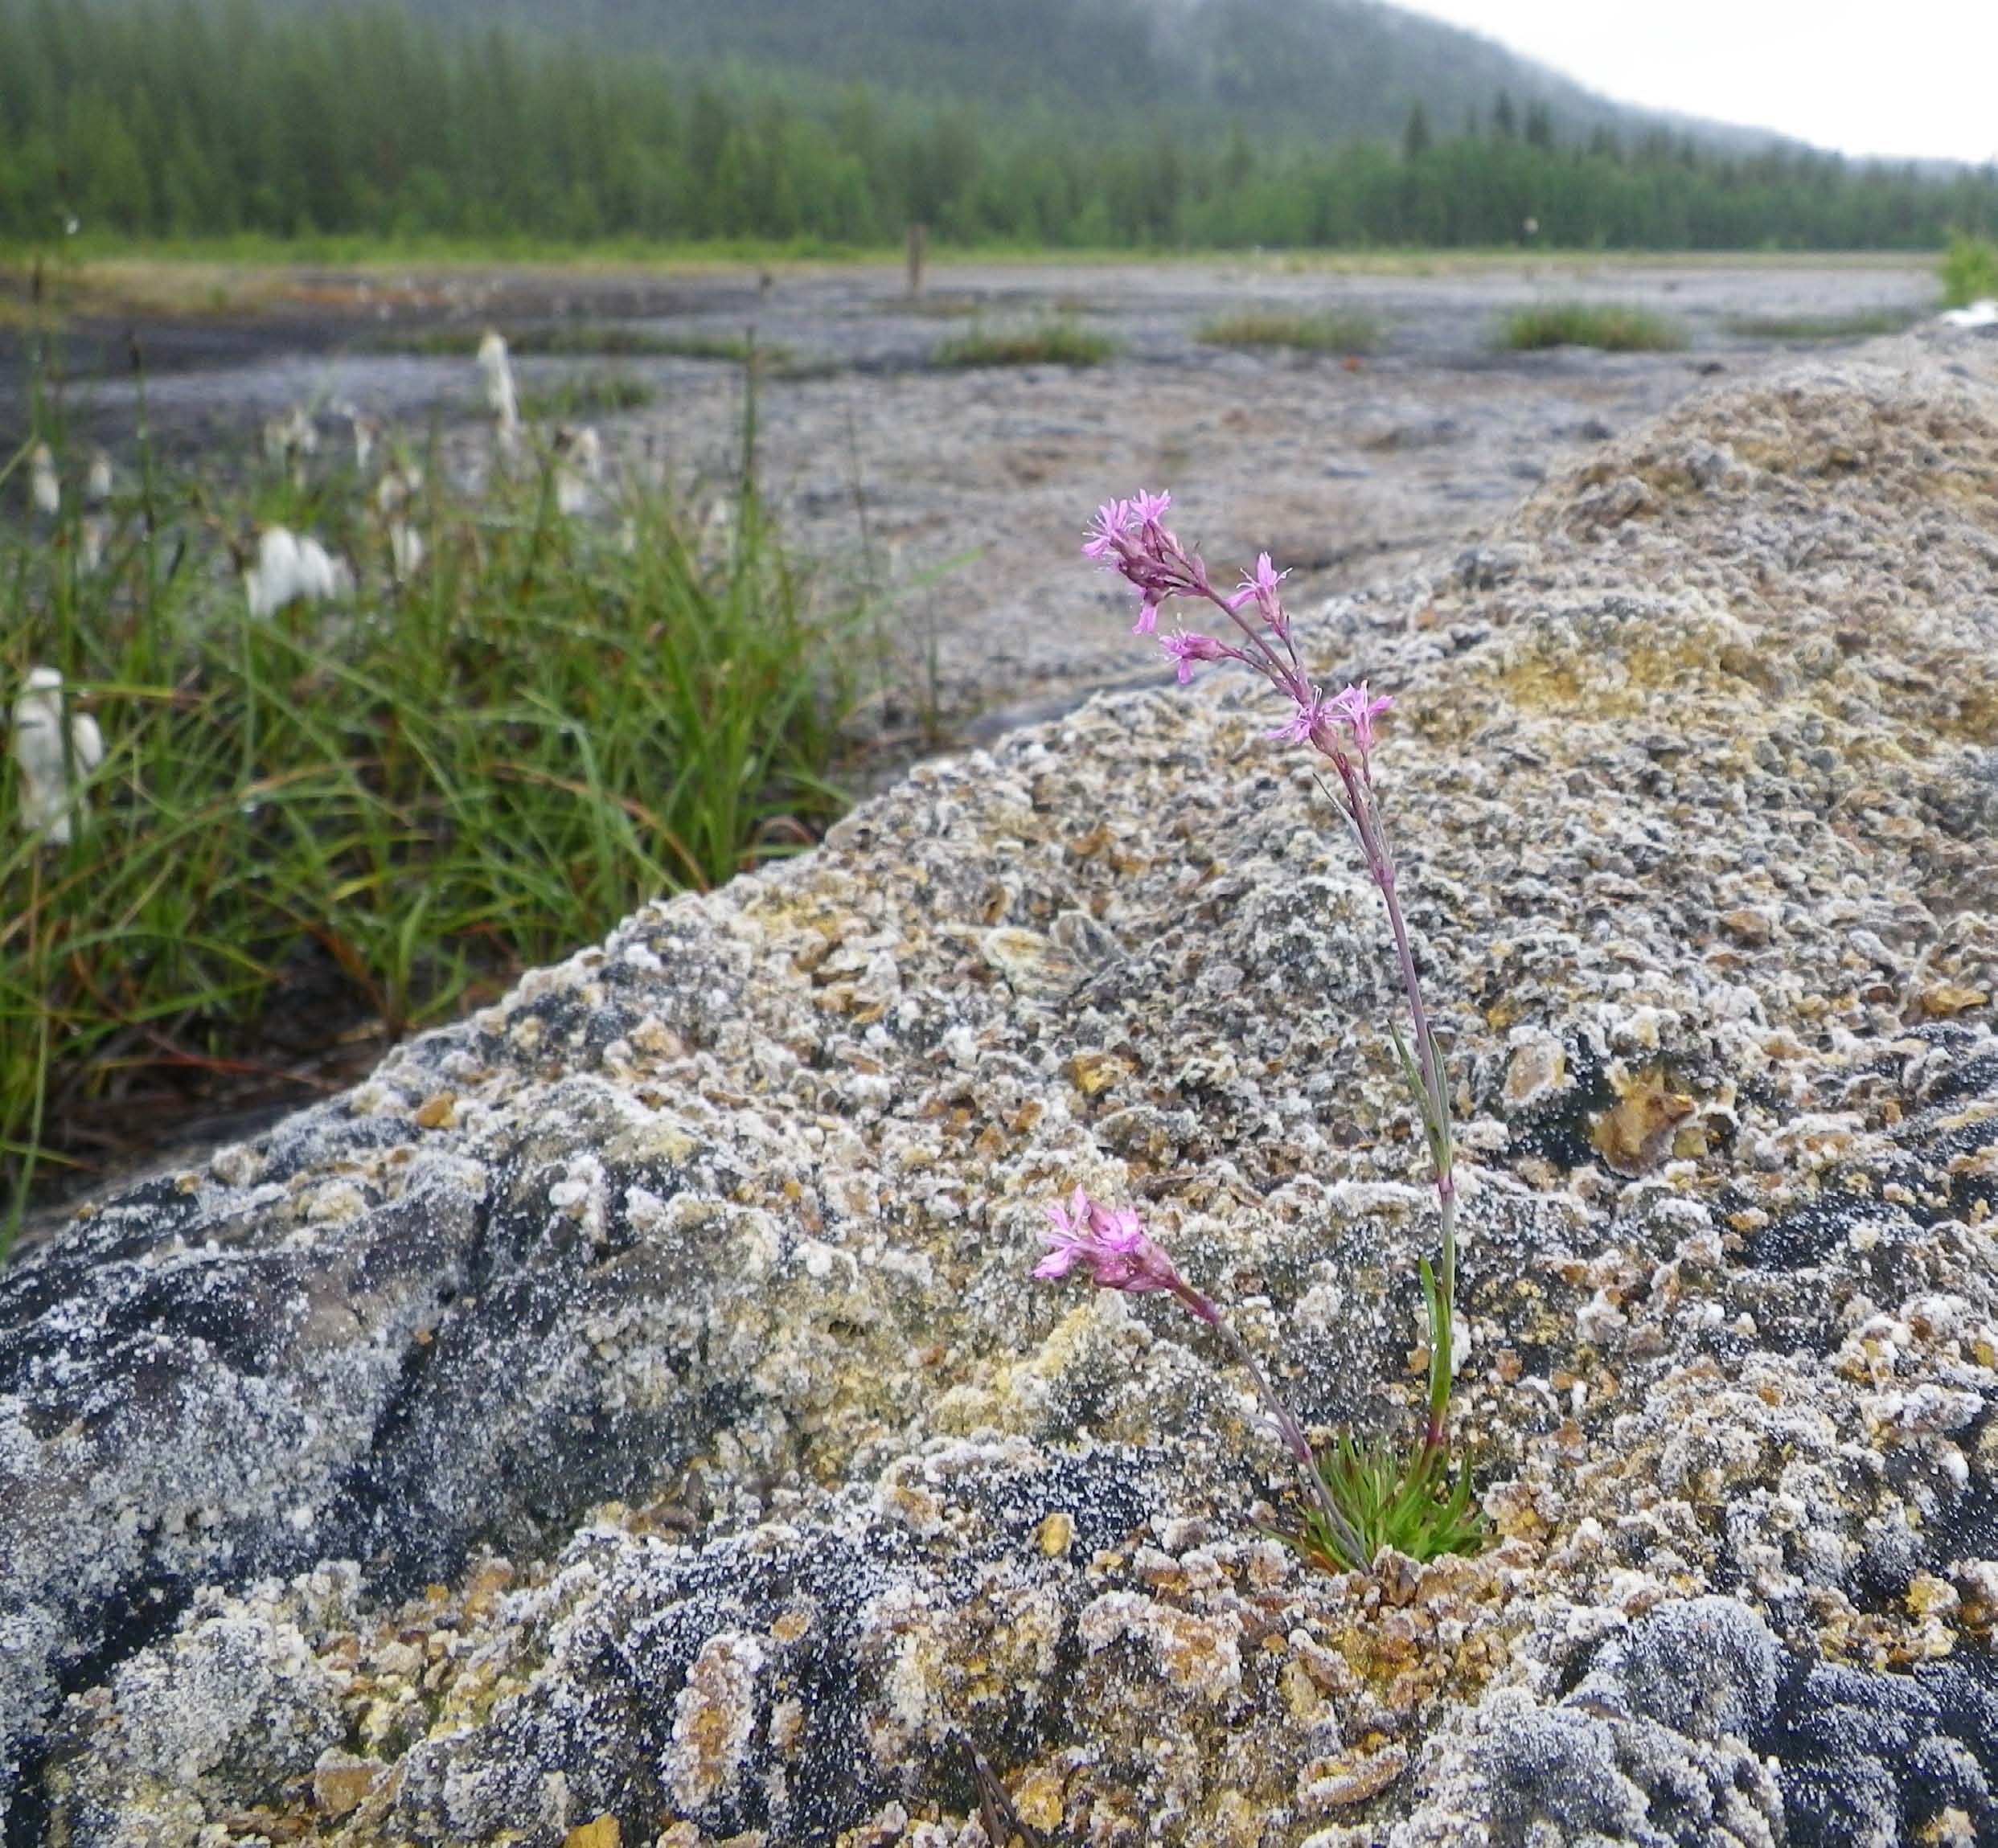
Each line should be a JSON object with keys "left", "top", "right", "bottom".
{"left": 906, "top": 222, "right": 926, "bottom": 299}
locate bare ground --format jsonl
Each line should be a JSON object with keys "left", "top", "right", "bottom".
{"left": 4, "top": 252, "right": 1938, "bottom": 744}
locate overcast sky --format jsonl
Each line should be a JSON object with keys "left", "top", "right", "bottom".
{"left": 1397, "top": 1, "right": 1998, "bottom": 164}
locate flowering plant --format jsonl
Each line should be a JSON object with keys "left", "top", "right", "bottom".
{"left": 1036, "top": 491, "right": 1486, "bottom": 1572}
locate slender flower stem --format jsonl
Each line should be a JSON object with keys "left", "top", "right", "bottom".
{"left": 1171, "top": 1282, "right": 1368, "bottom": 1568}
{"left": 1351, "top": 790, "right": 1458, "bottom": 1457}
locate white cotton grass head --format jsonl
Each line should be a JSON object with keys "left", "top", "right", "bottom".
{"left": 10, "top": 666, "right": 105, "bottom": 846}
{"left": 335, "top": 403, "right": 379, "bottom": 473}
{"left": 553, "top": 424, "right": 604, "bottom": 517}
{"left": 80, "top": 514, "right": 113, "bottom": 574}
{"left": 388, "top": 519, "right": 425, "bottom": 582}
{"left": 28, "top": 442, "right": 59, "bottom": 518}
{"left": 373, "top": 461, "right": 428, "bottom": 581}
{"left": 78, "top": 450, "right": 116, "bottom": 571}
{"left": 375, "top": 461, "right": 424, "bottom": 518}
{"left": 700, "top": 494, "right": 738, "bottom": 562}
{"left": 477, "top": 330, "right": 519, "bottom": 435}
{"left": 244, "top": 526, "right": 353, "bottom": 621}
{"left": 261, "top": 407, "right": 319, "bottom": 483}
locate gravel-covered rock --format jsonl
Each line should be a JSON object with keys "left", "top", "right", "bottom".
{"left": 5, "top": 327, "right": 1998, "bottom": 1845}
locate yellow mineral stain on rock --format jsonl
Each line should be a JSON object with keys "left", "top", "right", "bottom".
{"left": 1919, "top": 984, "right": 1988, "bottom": 1019}
{"left": 412, "top": 1092, "right": 457, "bottom": 1129}
{"left": 1906, "top": 1574, "right": 1960, "bottom": 1620}
{"left": 1148, "top": 1606, "right": 1241, "bottom": 1697}
{"left": 981, "top": 927, "right": 1052, "bottom": 973}
{"left": 1213, "top": 1789, "right": 1268, "bottom": 1847}
{"left": 564, "top": 1816, "right": 618, "bottom": 1848}
{"left": 769, "top": 1695, "right": 804, "bottom": 1751}
{"left": 1299, "top": 1738, "right": 1410, "bottom": 1809}
{"left": 769, "top": 1605, "right": 812, "bottom": 1643}
{"left": 1066, "top": 1049, "right": 1134, "bottom": 1096}
{"left": 1037, "top": 1510, "right": 1074, "bottom": 1556}
{"left": 1014, "top": 1766, "right": 1066, "bottom": 1830}
{"left": 313, "top": 1758, "right": 383, "bottom": 1817}
{"left": 1280, "top": 1657, "right": 1325, "bottom": 1720}
{"left": 1719, "top": 909, "right": 1773, "bottom": 946}
{"left": 1590, "top": 1067, "right": 1694, "bottom": 1175}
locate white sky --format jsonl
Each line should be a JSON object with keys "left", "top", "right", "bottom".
{"left": 1396, "top": 1, "right": 1998, "bottom": 164}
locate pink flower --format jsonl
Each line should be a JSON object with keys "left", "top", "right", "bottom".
{"left": 1081, "top": 491, "right": 1175, "bottom": 563}
{"left": 1082, "top": 487, "right": 1206, "bottom": 632}
{"left": 1036, "top": 1188, "right": 1187, "bottom": 1297}
{"left": 1159, "top": 629, "right": 1230, "bottom": 682}
{"left": 1328, "top": 682, "right": 1393, "bottom": 753}
{"left": 1268, "top": 689, "right": 1332, "bottom": 746}
{"left": 1233, "top": 551, "right": 1291, "bottom": 633}
{"left": 1081, "top": 498, "right": 1136, "bottom": 560}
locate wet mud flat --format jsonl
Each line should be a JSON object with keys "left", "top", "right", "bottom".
{"left": 0, "top": 252, "right": 1937, "bottom": 726}
{"left": 0, "top": 253, "right": 1939, "bottom": 1227}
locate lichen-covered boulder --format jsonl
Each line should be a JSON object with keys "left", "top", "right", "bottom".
{"left": 5, "top": 332, "right": 1997, "bottom": 1846}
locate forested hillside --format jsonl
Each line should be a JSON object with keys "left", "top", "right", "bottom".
{"left": 2, "top": 0, "right": 1994, "bottom": 249}
{"left": 294, "top": 0, "right": 1686, "bottom": 150}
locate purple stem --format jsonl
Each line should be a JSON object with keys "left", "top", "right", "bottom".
{"left": 1155, "top": 531, "right": 1460, "bottom": 1462}
{"left": 1191, "top": 566, "right": 1460, "bottom": 1458}
{"left": 1171, "top": 1280, "right": 1368, "bottom": 1567}
{"left": 1357, "top": 793, "right": 1458, "bottom": 1453}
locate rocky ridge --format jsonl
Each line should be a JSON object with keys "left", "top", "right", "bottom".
{"left": 3, "top": 331, "right": 1997, "bottom": 1846}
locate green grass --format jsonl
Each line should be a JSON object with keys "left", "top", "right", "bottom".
{"left": 932, "top": 319, "right": 1115, "bottom": 367}
{"left": 516, "top": 371, "right": 655, "bottom": 421}
{"left": 1196, "top": 309, "right": 1379, "bottom": 354}
{"left": 1940, "top": 232, "right": 1998, "bottom": 309}
{"left": 1725, "top": 308, "right": 1920, "bottom": 340}
{"left": 1289, "top": 1435, "right": 1487, "bottom": 1574}
{"left": 1496, "top": 301, "right": 1687, "bottom": 353}
{"left": 1, "top": 414, "right": 859, "bottom": 1257}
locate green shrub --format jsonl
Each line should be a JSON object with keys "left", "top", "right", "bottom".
{"left": 1197, "top": 309, "right": 1379, "bottom": 354}
{"left": 933, "top": 320, "right": 1114, "bottom": 367}
{"left": 1940, "top": 233, "right": 1998, "bottom": 309}
{"left": 1496, "top": 301, "right": 1686, "bottom": 353}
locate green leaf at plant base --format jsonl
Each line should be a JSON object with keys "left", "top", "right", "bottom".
{"left": 1280, "top": 1433, "right": 1488, "bottom": 1575}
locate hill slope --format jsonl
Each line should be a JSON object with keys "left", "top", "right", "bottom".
{"left": 314, "top": 0, "right": 1779, "bottom": 150}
